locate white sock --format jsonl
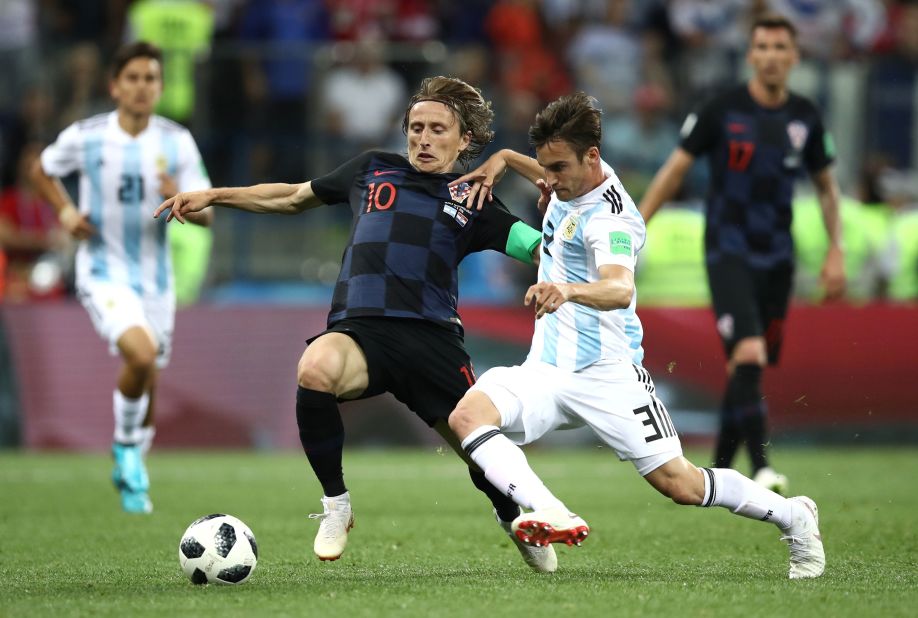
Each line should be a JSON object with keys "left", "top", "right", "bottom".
{"left": 461, "top": 426, "right": 565, "bottom": 512}
{"left": 113, "top": 390, "right": 149, "bottom": 445}
{"left": 139, "top": 426, "right": 156, "bottom": 457}
{"left": 700, "top": 467, "right": 794, "bottom": 530}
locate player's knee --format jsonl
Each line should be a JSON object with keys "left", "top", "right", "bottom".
{"left": 448, "top": 396, "right": 486, "bottom": 438}
{"left": 297, "top": 357, "right": 337, "bottom": 393}
{"left": 118, "top": 327, "right": 158, "bottom": 372}
{"left": 447, "top": 400, "right": 473, "bottom": 436}
{"left": 297, "top": 336, "right": 361, "bottom": 394}
{"left": 731, "top": 338, "right": 766, "bottom": 366}
{"left": 123, "top": 344, "right": 157, "bottom": 373}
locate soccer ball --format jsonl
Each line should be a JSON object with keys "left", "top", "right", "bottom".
{"left": 178, "top": 514, "right": 258, "bottom": 585}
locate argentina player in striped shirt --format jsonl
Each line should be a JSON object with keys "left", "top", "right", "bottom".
{"left": 448, "top": 92, "right": 825, "bottom": 579}
{"left": 31, "top": 42, "right": 213, "bottom": 514}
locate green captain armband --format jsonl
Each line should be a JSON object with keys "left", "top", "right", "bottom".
{"left": 506, "top": 221, "right": 542, "bottom": 264}
{"left": 824, "top": 132, "right": 836, "bottom": 159}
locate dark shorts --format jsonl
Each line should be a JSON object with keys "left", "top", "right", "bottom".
{"left": 308, "top": 317, "right": 476, "bottom": 427}
{"left": 706, "top": 256, "right": 794, "bottom": 365}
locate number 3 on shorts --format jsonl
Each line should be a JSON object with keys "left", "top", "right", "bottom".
{"left": 633, "top": 402, "right": 677, "bottom": 443}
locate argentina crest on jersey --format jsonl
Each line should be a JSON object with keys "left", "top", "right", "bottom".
{"left": 560, "top": 213, "right": 580, "bottom": 242}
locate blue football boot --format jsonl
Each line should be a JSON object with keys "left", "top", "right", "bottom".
{"left": 111, "top": 443, "right": 152, "bottom": 514}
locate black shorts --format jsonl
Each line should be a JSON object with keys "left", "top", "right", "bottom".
{"left": 308, "top": 317, "right": 475, "bottom": 427}
{"left": 706, "top": 256, "right": 794, "bottom": 365}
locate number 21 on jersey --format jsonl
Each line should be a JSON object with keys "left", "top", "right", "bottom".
{"left": 118, "top": 174, "right": 144, "bottom": 203}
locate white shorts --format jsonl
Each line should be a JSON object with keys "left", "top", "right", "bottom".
{"left": 470, "top": 360, "right": 683, "bottom": 476}
{"left": 77, "top": 280, "right": 174, "bottom": 369}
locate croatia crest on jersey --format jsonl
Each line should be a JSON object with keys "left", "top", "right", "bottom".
{"left": 787, "top": 121, "right": 808, "bottom": 151}
{"left": 449, "top": 182, "right": 471, "bottom": 203}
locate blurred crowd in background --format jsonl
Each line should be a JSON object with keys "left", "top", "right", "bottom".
{"left": 1, "top": 0, "right": 918, "bottom": 307}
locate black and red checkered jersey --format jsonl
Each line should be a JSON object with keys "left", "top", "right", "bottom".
{"left": 680, "top": 85, "right": 834, "bottom": 268}
{"left": 311, "top": 151, "right": 540, "bottom": 331}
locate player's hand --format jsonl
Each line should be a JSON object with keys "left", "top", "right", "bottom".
{"left": 154, "top": 190, "right": 212, "bottom": 224}
{"left": 448, "top": 153, "right": 508, "bottom": 211}
{"left": 58, "top": 204, "right": 96, "bottom": 240}
{"left": 524, "top": 282, "right": 569, "bottom": 319}
{"left": 821, "top": 245, "right": 846, "bottom": 301}
{"left": 536, "top": 178, "right": 552, "bottom": 215}
{"left": 158, "top": 173, "right": 178, "bottom": 200}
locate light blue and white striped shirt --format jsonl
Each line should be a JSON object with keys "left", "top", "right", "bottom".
{"left": 40, "top": 112, "right": 210, "bottom": 297}
{"left": 527, "top": 162, "right": 646, "bottom": 370}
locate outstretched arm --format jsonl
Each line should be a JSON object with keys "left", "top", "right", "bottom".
{"left": 450, "top": 149, "right": 545, "bottom": 210}
{"left": 638, "top": 147, "right": 694, "bottom": 224}
{"left": 154, "top": 181, "right": 323, "bottom": 224}
{"left": 525, "top": 264, "right": 634, "bottom": 319}
{"left": 811, "top": 166, "right": 846, "bottom": 300}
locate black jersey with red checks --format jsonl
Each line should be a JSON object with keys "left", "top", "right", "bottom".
{"left": 680, "top": 85, "right": 834, "bottom": 268}
{"left": 311, "top": 151, "right": 525, "bottom": 331}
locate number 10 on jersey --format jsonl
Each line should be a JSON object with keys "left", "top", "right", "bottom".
{"left": 366, "top": 182, "right": 397, "bottom": 213}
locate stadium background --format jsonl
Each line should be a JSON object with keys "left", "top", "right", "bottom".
{"left": 0, "top": 0, "right": 916, "bottom": 452}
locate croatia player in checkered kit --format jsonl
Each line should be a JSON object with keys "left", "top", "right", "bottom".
{"left": 31, "top": 42, "right": 213, "bottom": 514}
{"left": 639, "top": 14, "right": 845, "bottom": 495}
{"left": 156, "top": 77, "right": 560, "bottom": 571}
{"left": 448, "top": 92, "right": 825, "bottom": 579}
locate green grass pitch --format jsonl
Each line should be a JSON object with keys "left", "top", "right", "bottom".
{"left": 1, "top": 447, "right": 915, "bottom": 617}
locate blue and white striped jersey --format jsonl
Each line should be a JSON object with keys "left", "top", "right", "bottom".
{"left": 527, "top": 161, "right": 646, "bottom": 370}
{"left": 40, "top": 112, "right": 210, "bottom": 297}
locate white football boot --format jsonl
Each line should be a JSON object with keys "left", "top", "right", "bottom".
{"left": 754, "top": 466, "right": 789, "bottom": 496}
{"left": 495, "top": 510, "right": 558, "bottom": 573}
{"left": 511, "top": 506, "right": 590, "bottom": 548}
{"left": 780, "top": 496, "right": 825, "bottom": 579}
{"left": 309, "top": 492, "right": 354, "bottom": 561}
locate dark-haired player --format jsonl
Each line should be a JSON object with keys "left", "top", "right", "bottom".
{"left": 155, "top": 77, "right": 554, "bottom": 571}
{"left": 448, "top": 91, "right": 825, "bottom": 579}
{"left": 31, "top": 41, "right": 213, "bottom": 514}
{"left": 639, "top": 14, "right": 845, "bottom": 493}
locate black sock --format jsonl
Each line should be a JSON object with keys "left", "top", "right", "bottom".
{"left": 713, "top": 397, "right": 742, "bottom": 469}
{"left": 296, "top": 386, "right": 346, "bottom": 497}
{"left": 741, "top": 408, "right": 769, "bottom": 472}
{"left": 468, "top": 466, "right": 520, "bottom": 523}
{"left": 730, "top": 364, "right": 769, "bottom": 472}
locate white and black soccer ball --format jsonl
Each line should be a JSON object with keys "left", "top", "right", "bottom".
{"left": 178, "top": 514, "right": 258, "bottom": 585}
